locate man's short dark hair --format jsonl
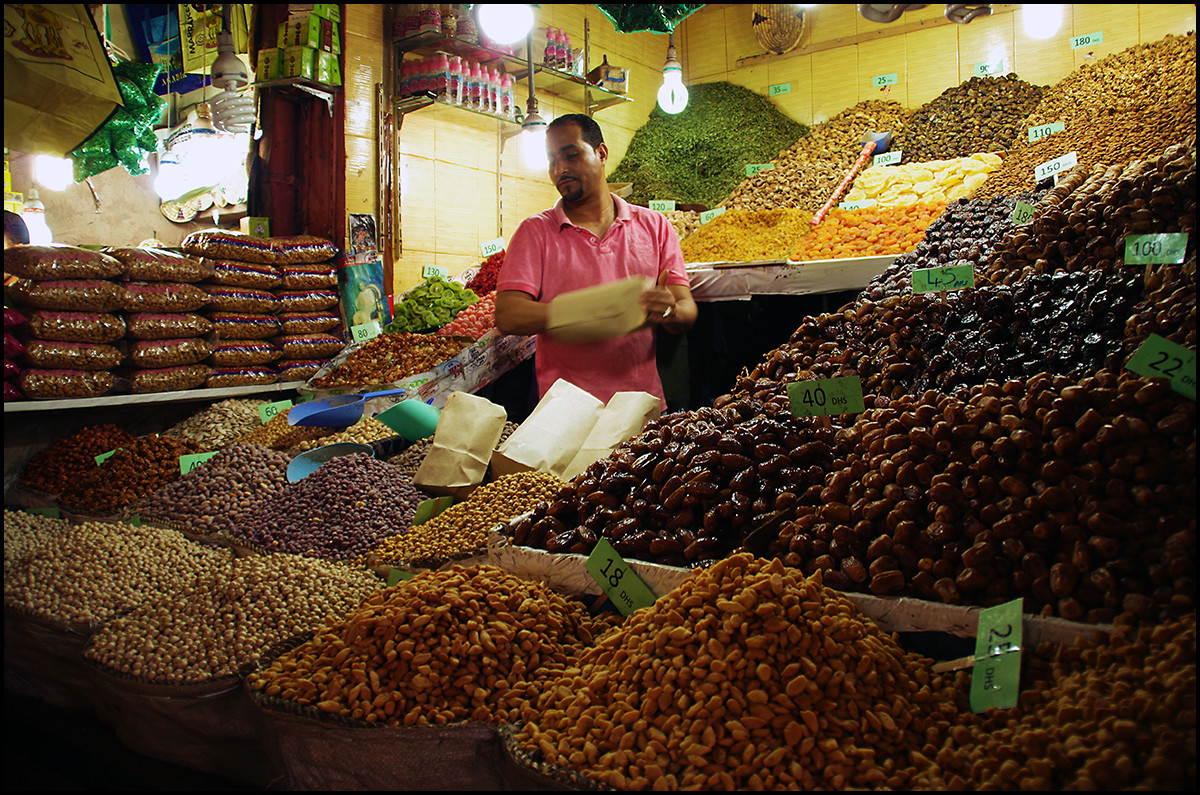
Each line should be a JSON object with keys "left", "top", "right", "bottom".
{"left": 548, "top": 113, "right": 604, "bottom": 150}
{"left": 4, "top": 210, "right": 30, "bottom": 246}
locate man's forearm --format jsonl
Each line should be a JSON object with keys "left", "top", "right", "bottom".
{"left": 494, "top": 290, "right": 549, "bottom": 336}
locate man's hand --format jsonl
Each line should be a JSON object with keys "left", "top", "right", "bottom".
{"left": 640, "top": 270, "right": 697, "bottom": 333}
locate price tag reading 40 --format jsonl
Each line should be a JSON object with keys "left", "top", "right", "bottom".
{"left": 180, "top": 451, "right": 220, "bottom": 475}
{"left": 970, "top": 597, "right": 1024, "bottom": 712}
{"left": 787, "top": 377, "right": 865, "bottom": 418}
{"left": 258, "top": 399, "right": 293, "bottom": 424}
{"left": 1126, "top": 334, "right": 1196, "bottom": 401}
{"left": 912, "top": 264, "right": 975, "bottom": 293}
{"left": 585, "top": 538, "right": 657, "bottom": 616}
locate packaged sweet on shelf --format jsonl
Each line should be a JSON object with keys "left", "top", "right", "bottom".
{"left": 276, "top": 289, "right": 339, "bottom": 313}
{"left": 278, "top": 310, "right": 341, "bottom": 335}
{"left": 104, "top": 247, "right": 214, "bottom": 283}
{"left": 279, "top": 262, "right": 337, "bottom": 290}
{"left": 201, "top": 285, "right": 278, "bottom": 314}
{"left": 202, "top": 258, "right": 283, "bottom": 290}
{"left": 206, "top": 312, "right": 281, "bottom": 340}
{"left": 207, "top": 366, "right": 278, "bottom": 389}
{"left": 275, "top": 358, "right": 326, "bottom": 382}
{"left": 208, "top": 339, "right": 283, "bottom": 367}
{"left": 274, "top": 333, "right": 345, "bottom": 360}
{"left": 4, "top": 244, "right": 124, "bottom": 281}
{"left": 127, "top": 364, "right": 211, "bottom": 394}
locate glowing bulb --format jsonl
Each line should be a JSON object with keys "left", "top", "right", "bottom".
{"left": 22, "top": 188, "right": 53, "bottom": 245}
{"left": 477, "top": 4, "right": 535, "bottom": 45}
{"left": 521, "top": 123, "right": 548, "bottom": 169}
{"left": 658, "top": 67, "right": 689, "bottom": 114}
{"left": 1022, "top": 4, "right": 1062, "bottom": 40}
{"left": 35, "top": 155, "right": 74, "bottom": 191}
{"left": 154, "top": 151, "right": 188, "bottom": 200}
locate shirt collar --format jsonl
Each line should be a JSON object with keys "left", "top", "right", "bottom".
{"left": 553, "top": 193, "right": 629, "bottom": 230}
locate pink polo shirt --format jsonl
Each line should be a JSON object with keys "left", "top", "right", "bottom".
{"left": 497, "top": 194, "right": 689, "bottom": 406}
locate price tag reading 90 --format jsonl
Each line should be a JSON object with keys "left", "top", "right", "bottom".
{"left": 786, "top": 377, "right": 866, "bottom": 419}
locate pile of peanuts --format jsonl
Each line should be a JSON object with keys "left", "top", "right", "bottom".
{"left": 57, "top": 434, "right": 205, "bottom": 516}
{"left": 364, "top": 471, "right": 567, "bottom": 566}
{"left": 84, "top": 554, "right": 381, "bottom": 684}
{"left": 513, "top": 553, "right": 961, "bottom": 790}
{"left": 247, "top": 565, "right": 615, "bottom": 726}
{"left": 19, "top": 423, "right": 137, "bottom": 494}
{"left": 309, "top": 333, "right": 465, "bottom": 389}
{"left": 237, "top": 405, "right": 339, "bottom": 450}
{"left": 3, "top": 510, "right": 233, "bottom": 627}
{"left": 385, "top": 435, "right": 435, "bottom": 476}
{"left": 132, "top": 443, "right": 293, "bottom": 536}
{"left": 163, "top": 398, "right": 270, "bottom": 450}
{"left": 289, "top": 416, "right": 398, "bottom": 453}
{"left": 228, "top": 453, "right": 430, "bottom": 562}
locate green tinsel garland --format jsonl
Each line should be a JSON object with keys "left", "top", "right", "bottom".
{"left": 71, "top": 61, "right": 166, "bottom": 181}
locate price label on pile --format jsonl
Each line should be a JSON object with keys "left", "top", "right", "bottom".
{"left": 1071, "top": 30, "right": 1103, "bottom": 49}
{"left": 295, "top": 393, "right": 315, "bottom": 403}
{"left": 1027, "top": 121, "right": 1065, "bottom": 143}
{"left": 839, "top": 199, "right": 877, "bottom": 211}
{"left": 23, "top": 507, "right": 60, "bottom": 519}
{"left": 744, "top": 163, "right": 775, "bottom": 177}
{"left": 413, "top": 496, "right": 454, "bottom": 525}
{"left": 872, "top": 72, "right": 898, "bottom": 88}
{"left": 422, "top": 264, "right": 448, "bottom": 279}
{"left": 787, "top": 376, "right": 865, "bottom": 418}
{"left": 584, "top": 538, "right": 657, "bottom": 615}
{"left": 258, "top": 399, "right": 293, "bottom": 424}
{"left": 872, "top": 150, "right": 902, "bottom": 167}
{"left": 1125, "top": 334, "right": 1196, "bottom": 401}
{"left": 95, "top": 449, "right": 119, "bottom": 466}
{"left": 1124, "top": 233, "right": 1188, "bottom": 265}
{"left": 351, "top": 320, "right": 383, "bottom": 343}
{"left": 912, "top": 264, "right": 975, "bottom": 293}
{"left": 480, "top": 237, "right": 505, "bottom": 257}
{"left": 125, "top": 513, "right": 143, "bottom": 527}
{"left": 386, "top": 568, "right": 416, "bottom": 587}
{"left": 769, "top": 82, "right": 791, "bottom": 96}
{"left": 649, "top": 200, "right": 676, "bottom": 212}
{"left": 1034, "top": 151, "right": 1077, "bottom": 182}
{"left": 969, "top": 597, "right": 1024, "bottom": 712}
{"left": 179, "top": 451, "right": 220, "bottom": 475}
{"left": 974, "top": 60, "right": 1005, "bottom": 77}
{"left": 1010, "top": 201, "right": 1038, "bottom": 225}
{"left": 699, "top": 207, "right": 726, "bottom": 224}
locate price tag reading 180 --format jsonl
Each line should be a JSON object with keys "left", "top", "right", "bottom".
{"left": 1124, "top": 233, "right": 1188, "bottom": 265}
{"left": 258, "top": 399, "right": 293, "bottom": 424}
{"left": 480, "top": 237, "right": 505, "bottom": 257}
{"left": 970, "top": 597, "right": 1024, "bottom": 712}
{"left": 1125, "top": 334, "right": 1197, "bottom": 401}
{"left": 584, "top": 538, "right": 657, "bottom": 615}
{"left": 1010, "top": 201, "right": 1038, "bottom": 225}
{"left": 787, "top": 377, "right": 866, "bottom": 418}
{"left": 1071, "top": 30, "right": 1103, "bottom": 49}
{"left": 1034, "top": 151, "right": 1078, "bottom": 182}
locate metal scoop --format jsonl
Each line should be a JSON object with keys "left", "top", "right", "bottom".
{"left": 287, "top": 388, "right": 407, "bottom": 427}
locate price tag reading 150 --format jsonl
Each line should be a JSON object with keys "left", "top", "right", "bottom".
{"left": 1034, "top": 151, "right": 1078, "bottom": 182}
{"left": 584, "top": 538, "right": 657, "bottom": 615}
{"left": 787, "top": 377, "right": 866, "bottom": 418}
{"left": 480, "top": 237, "right": 505, "bottom": 257}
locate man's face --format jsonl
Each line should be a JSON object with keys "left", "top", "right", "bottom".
{"left": 546, "top": 122, "right": 608, "bottom": 205}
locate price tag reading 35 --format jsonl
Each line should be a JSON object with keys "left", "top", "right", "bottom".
{"left": 912, "top": 264, "right": 975, "bottom": 294}
{"left": 585, "top": 538, "right": 657, "bottom": 615}
{"left": 1034, "top": 151, "right": 1077, "bottom": 182}
{"left": 787, "top": 377, "right": 865, "bottom": 418}
{"left": 970, "top": 597, "right": 1024, "bottom": 712}
{"left": 1126, "top": 334, "right": 1197, "bottom": 401}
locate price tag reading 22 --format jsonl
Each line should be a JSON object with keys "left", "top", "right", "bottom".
{"left": 787, "top": 377, "right": 865, "bottom": 418}
{"left": 1126, "top": 334, "right": 1197, "bottom": 401}
{"left": 585, "top": 538, "right": 657, "bottom": 616}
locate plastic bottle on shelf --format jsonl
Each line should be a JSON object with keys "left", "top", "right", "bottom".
{"left": 488, "top": 67, "right": 502, "bottom": 115}
{"left": 500, "top": 73, "right": 515, "bottom": 119}
{"left": 435, "top": 53, "right": 450, "bottom": 97}
{"left": 448, "top": 56, "right": 464, "bottom": 105}
{"left": 564, "top": 31, "right": 574, "bottom": 72}
{"left": 454, "top": 4, "right": 477, "bottom": 43}
{"left": 543, "top": 27, "right": 556, "bottom": 67}
{"left": 555, "top": 29, "right": 567, "bottom": 69}
{"left": 468, "top": 62, "right": 483, "bottom": 110}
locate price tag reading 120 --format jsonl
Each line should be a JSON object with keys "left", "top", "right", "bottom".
{"left": 649, "top": 200, "right": 676, "bottom": 212}
{"left": 1034, "top": 151, "right": 1078, "bottom": 182}
{"left": 584, "top": 538, "right": 657, "bottom": 615}
{"left": 912, "top": 264, "right": 975, "bottom": 293}
{"left": 970, "top": 597, "right": 1024, "bottom": 712}
{"left": 787, "top": 377, "right": 866, "bottom": 418}
{"left": 1126, "top": 334, "right": 1197, "bottom": 401}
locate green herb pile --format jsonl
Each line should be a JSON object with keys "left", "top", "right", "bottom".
{"left": 607, "top": 82, "right": 808, "bottom": 208}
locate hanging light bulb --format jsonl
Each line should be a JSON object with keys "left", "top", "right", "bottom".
{"left": 154, "top": 150, "right": 188, "bottom": 201}
{"left": 34, "top": 155, "right": 74, "bottom": 191}
{"left": 210, "top": 29, "right": 256, "bottom": 135}
{"left": 520, "top": 100, "right": 549, "bottom": 170}
{"left": 657, "top": 33, "right": 689, "bottom": 114}
{"left": 1022, "top": 4, "right": 1063, "bottom": 40}
{"left": 477, "top": 4, "right": 534, "bottom": 45}
{"left": 22, "top": 188, "right": 53, "bottom": 245}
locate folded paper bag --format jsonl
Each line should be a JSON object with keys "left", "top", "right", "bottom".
{"left": 413, "top": 391, "right": 507, "bottom": 498}
{"left": 562, "top": 391, "right": 662, "bottom": 481}
{"left": 545, "top": 275, "right": 651, "bottom": 343}
{"left": 490, "top": 378, "right": 603, "bottom": 480}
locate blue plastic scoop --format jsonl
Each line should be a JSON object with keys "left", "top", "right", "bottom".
{"left": 288, "top": 388, "right": 407, "bottom": 427}
{"left": 286, "top": 443, "right": 375, "bottom": 482}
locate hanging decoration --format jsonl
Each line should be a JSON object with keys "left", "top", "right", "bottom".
{"left": 752, "top": 4, "right": 808, "bottom": 55}
{"left": 70, "top": 61, "right": 166, "bottom": 181}
{"left": 594, "top": 4, "right": 706, "bottom": 34}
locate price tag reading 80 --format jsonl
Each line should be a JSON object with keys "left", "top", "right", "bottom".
{"left": 351, "top": 320, "right": 383, "bottom": 343}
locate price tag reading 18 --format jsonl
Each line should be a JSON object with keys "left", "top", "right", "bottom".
{"left": 1125, "top": 334, "right": 1197, "bottom": 401}
{"left": 584, "top": 538, "right": 657, "bottom": 616}
{"left": 1034, "top": 151, "right": 1077, "bottom": 182}
{"left": 787, "top": 376, "right": 866, "bottom": 418}
{"left": 258, "top": 399, "right": 293, "bottom": 424}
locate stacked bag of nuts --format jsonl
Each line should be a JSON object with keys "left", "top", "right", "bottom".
{"left": 180, "top": 228, "right": 346, "bottom": 388}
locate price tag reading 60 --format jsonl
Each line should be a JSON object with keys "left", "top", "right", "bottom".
{"left": 787, "top": 377, "right": 866, "bottom": 418}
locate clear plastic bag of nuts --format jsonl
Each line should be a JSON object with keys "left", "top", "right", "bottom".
{"left": 17, "top": 368, "right": 118, "bottom": 399}
{"left": 8, "top": 279, "right": 129, "bottom": 313}
{"left": 25, "top": 310, "right": 127, "bottom": 343}
{"left": 123, "top": 281, "right": 211, "bottom": 314}
{"left": 127, "top": 364, "right": 210, "bottom": 394}
{"left": 128, "top": 338, "right": 213, "bottom": 368}
{"left": 124, "top": 313, "right": 213, "bottom": 341}
{"left": 4, "top": 244, "right": 125, "bottom": 281}
{"left": 23, "top": 340, "right": 124, "bottom": 371}
{"left": 104, "top": 247, "right": 214, "bottom": 283}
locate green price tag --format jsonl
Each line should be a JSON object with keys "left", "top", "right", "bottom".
{"left": 839, "top": 199, "right": 877, "bottom": 211}
{"left": 768, "top": 82, "right": 791, "bottom": 96}
{"left": 912, "top": 265, "right": 976, "bottom": 294}
{"left": 125, "top": 513, "right": 143, "bottom": 527}
{"left": 584, "top": 538, "right": 657, "bottom": 615}
{"left": 180, "top": 451, "right": 220, "bottom": 475}
{"left": 872, "top": 72, "right": 897, "bottom": 88}
{"left": 649, "top": 200, "right": 676, "bottom": 212}
{"left": 258, "top": 399, "right": 293, "bottom": 423}
{"left": 386, "top": 568, "right": 416, "bottom": 587}
{"left": 1124, "top": 233, "right": 1188, "bottom": 265}
{"left": 970, "top": 597, "right": 1024, "bottom": 712}
{"left": 295, "top": 393, "right": 315, "bottom": 403}
{"left": 422, "top": 264, "right": 448, "bottom": 279}
{"left": 872, "top": 150, "right": 902, "bottom": 167}
{"left": 1071, "top": 31, "right": 1103, "bottom": 49}
{"left": 1026, "top": 121, "right": 1065, "bottom": 143}
{"left": 413, "top": 496, "right": 455, "bottom": 525}
{"left": 480, "top": 237, "right": 505, "bottom": 257}
{"left": 1125, "top": 334, "right": 1196, "bottom": 401}
{"left": 974, "top": 60, "right": 1005, "bottom": 77}
{"left": 1010, "top": 201, "right": 1037, "bottom": 225}
{"left": 351, "top": 320, "right": 383, "bottom": 343}
{"left": 24, "top": 506, "right": 61, "bottom": 519}
{"left": 1034, "top": 151, "right": 1077, "bottom": 182}
{"left": 699, "top": 207, "right": 726, "bottom": 224}
{"left": 787, "top": 377, "right": 866, "bottom": 418}
{"left": 95, "top": 449, "right": 119, "bottom": 466}
{"left": 745, "top": 163, "right": 775, "bottom": 177}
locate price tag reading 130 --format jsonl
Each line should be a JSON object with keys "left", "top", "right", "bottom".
{"left": 584, "top": 538, "right": 657, "bottom": 615}
{"left": 969, "top": 597, "right": 1024, "bottom": 712}
{"left": 787, "top": 377, "right": 865, "bottom": 418}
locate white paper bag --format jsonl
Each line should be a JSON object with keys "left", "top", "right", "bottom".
{"left": 413, "top": 391, "right": 507, "bottom": 498}
{"left": 490, "top": 378, "right": 603, "bottom": 479}
{"left": 562, "top": 391, "right": 661, "bottom": 480}
{"left": 545, "top": 275, "right": 651, "bottom": 343}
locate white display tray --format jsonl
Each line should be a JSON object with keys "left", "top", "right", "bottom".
{"left": 686, "top": 254, "right": 896, "bottom": 301}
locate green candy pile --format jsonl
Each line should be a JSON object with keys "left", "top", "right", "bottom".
{"left": 384, "top": 277, "right": 479, "bottom": 334}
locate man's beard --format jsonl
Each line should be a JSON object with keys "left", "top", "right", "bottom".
{"left": 557, "top": 178, "right": 583, "bottom": 203}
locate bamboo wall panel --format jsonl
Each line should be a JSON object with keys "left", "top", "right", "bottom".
{"left": 343, "top": 5, "right": 384, "bottom": 249}
{"left": 907, "top": 25, "right": 962, "bottom": 108}
{"left": 1071, "top": 5, "right": 1141, "bottom": 69}
{"left": 956, "top": 13, "right": 1013, "bottom": 84}
{"left": 1140, "top": 4, "right": 1200, "bottom": 41}
{"left": 810, "top": 47, "right": 860, "bottom": 124}
{"left": 766, "top": 55, "right": 814, "bottom": 127}
{"left": 857, "top": 34, "right": 910, "bottom": 109}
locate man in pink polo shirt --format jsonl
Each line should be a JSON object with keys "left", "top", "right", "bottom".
{"left": 495, "top": 113, "right": 697, "bottom": 407}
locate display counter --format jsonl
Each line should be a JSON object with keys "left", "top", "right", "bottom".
{"left": 686, "top": 254, "right": 895, "bottom": 302}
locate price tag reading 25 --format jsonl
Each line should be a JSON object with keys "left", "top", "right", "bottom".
{"left": 584, "top": 538, "right": 657, "bottom": 616}
{"left": 787, "top": 377, "right": 866, "bottom": 418}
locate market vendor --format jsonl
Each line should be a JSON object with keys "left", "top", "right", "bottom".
{"left": 494, "top": 113, "right": 697, "bottom": 408}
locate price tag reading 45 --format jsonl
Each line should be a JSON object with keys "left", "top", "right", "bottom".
{"left": 585, "top": 538, "right": 657, "bottom": 616}
{"left": 787, "top": 377, "right": 865, "bottom": 418}
{"left": 1126, "top": 334, "right": 1197, "bottom": 401}
{"left": 912, "top": 264, "right": 975, "bottom": 293}
{"left": 970, "top": 597, "right": 1024, "bottom": 712}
